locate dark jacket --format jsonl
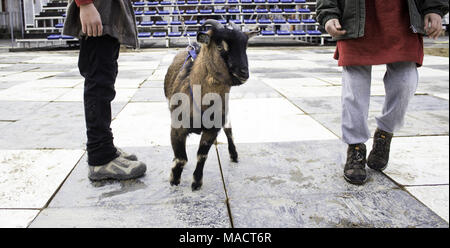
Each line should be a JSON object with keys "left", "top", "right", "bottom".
{"left": 63, "top": 0, "right": 139, "bottom": 48}
{"left": 316, "top": 0, "right": 449, "bottom": 40}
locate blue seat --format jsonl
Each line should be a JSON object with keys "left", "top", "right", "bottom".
{"left": 307, "top": 30, "right": 322, "bottom": 35}
{"left": 47, "top": 34, "right": 61, "bottom": 40}
{"left": 215, "top": 0, "right": 226, "bottom": 3}
{"left": 244, "top": 19, "right": 257, "bottom": 24}
{"left": 241, "top": 0, "right": 252, "bottom": 3}
{"left": 302, "top": 19, "right": 316, "bottom": 23}
{"left": 261, "top": 30, "right": 275, "bottom": 36}
{"left": 138, "top": 32, "right": 151, "bottom": 38}
{"left": 186, "top": 10, "right": 198, "bottom": 14}
{"left": 258, "top": 19, "right": 271, "bottom": 24}
{"left": 288, "top": 19, "right": 301, "bottom": 24}
{"left": 140, "top": 21, "right": 154, "bottom": 26}
{"left": 156, "top": 21, "right": 168, "bottom": 25}
{"left": 277, "top": 30, "right": 290, "bottom": 35}
{"left": 147, "top": 1, "right": 158, "bottom": 5}
{"left": 281, "top": 0, "right": 292, "bottom": 2}
{"left": 214, "top": 9, "right": 226, "bottom": 13}
{"left": 230, "top": 19, "right": 242, "bottom": 24}
{"left": 200, "top": 9, "right": 212, "bottom": 14}
{"left": 55, "top": 23, "right": 64, "bottom": 28}
{"left": 136, "top": 21, "right": 140, "bottom": 25}
{"left": 228, "top": 8, "right": 240, "bottom": 13}
{"left": 61, "top": 35, "right": 74, "bottom": 39}
{"left": 185, "top": 20, "right": 198, "bottom": 25}
{"left": 255, "top": 0, "right": 266, "bottom": 3}
{"left": 228, "top": 0, "right": 239, "bottom": 3}
{"left": 270, "top": 8, "right": 282, "bottom": 13}
{"left": 294, "top": 0, "right": 306, "bottom": 2}
{"left": 172, "top": 10, "right": 184, "bottom": 14}
{"left": 160, "top": 1, "right": 171, "bottom": 4}
{"left": 256, "top": 8, "right": 268, "bottom": 13}
{"left": 273, "top": 19, "right": 286, "bottom": 24}
{"left": 187, "top": 0, "right": 199, "bottom": 3}
{"left": 284, "top": 9, "right": 296, "bottom": 13}
{"left": 292, "top": 30, "right": 306, "bottom": 35}
{"left": 134, "top": 11, "right": 143, "bottom": 15}
{"left": 144, "top": 10, "right": 156, "bottom": 15}
{"left": 218, "top": 19, "right": 227, "bottom": 24}
{"left": 153, "top": 32, "right": 166, "bottom": 37}
{"left": 176, "top": 1, "right": 186, "bottom": 4}
{"left": 185, "top": 31, "right": 197, "bottom": 36}
{"left": 242, "top": 9, "right": 254, "bottom": 13}
{"left": 171, "top": 21, "right": 182, "bottom": 25}
{"left": 62, "top": 13, "right": 66, "bottom": 17}
{"left": 159, "top": 10, "right": 170, "bottom": 15}
{"left": 201, "top": 0, "right": 212, "bottom": 3}
{"left": 268, "top": 0, "right": 278, "bottom": 2}
{"left": 133, "top": 2, "right": 146, "bottom": 6}
{"left": 298, "top": 8, "right": 311, "bottom": 13}
{"left": 169, "top": 32, "right": 182, "bottom": 37}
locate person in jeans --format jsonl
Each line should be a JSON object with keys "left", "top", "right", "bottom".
{"left": 316, "top": 0, "right": 448, "bottom": 185}
{"left": 63, "top": 0, "right": 147, "bottom": 180}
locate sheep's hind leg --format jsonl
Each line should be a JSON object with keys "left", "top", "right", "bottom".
{"left": 224, "top": 127, "right": 238, "bottom": 162}
{"left": 170, "top": 128, "right": 188, "bottom": 186}
{"left": 192, "top": 129, "right": 219, "bottom": 191}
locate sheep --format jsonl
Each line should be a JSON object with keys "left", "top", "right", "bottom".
{"left": 164, "top": 19, "right": 258, "bottom": 190}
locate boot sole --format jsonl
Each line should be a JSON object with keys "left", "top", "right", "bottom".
{"left": 367, "top": 161, "right": 388, "bottom": 171}
{"left": 343, "top": 174, "right": 368, "bottom": 185}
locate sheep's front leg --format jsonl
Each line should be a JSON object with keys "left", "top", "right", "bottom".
{"left": 170, "top": 128, "right": 188, "bottom": 186}
{"left": 192, "top": 129, "right": 219, "bottom": 191}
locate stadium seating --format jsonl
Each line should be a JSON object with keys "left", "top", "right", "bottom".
{"left": 17, "top": 0, "right": 330, "bottom": 47}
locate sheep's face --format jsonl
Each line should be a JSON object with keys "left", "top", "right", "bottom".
{"left": 198, "top": 22, "right": 259, "bottom": 86}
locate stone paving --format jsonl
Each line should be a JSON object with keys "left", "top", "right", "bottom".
{"left": 0, "top": 46, "right": 448, "bottom": 228}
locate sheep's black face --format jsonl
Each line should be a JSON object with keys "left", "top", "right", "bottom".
{"left": 214, "top": 29, "right": 250, "bottom": 85}
{"left": 198, "top": 21, "right": 259, "bottom": 86}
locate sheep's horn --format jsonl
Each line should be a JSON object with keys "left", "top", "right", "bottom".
{"left": 202, "top": 19, "right": 225, "bottom": 30}
{"left": 228, "top": 21, "right": 240, "bottom": 30}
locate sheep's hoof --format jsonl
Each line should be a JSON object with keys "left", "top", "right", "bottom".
{"left": 191, "top": 181, "right": 203, "bottom": 191}
{"left": 230, "top": 154, "right": 238, "bottom": 163}
{"left": 170, "top": 173, "right": 181, "bottom": 186}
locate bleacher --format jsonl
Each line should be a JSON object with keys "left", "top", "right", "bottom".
{"left": 16, "top": 0, "right": 331, "bottom": 48}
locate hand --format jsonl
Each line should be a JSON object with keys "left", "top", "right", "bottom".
{"left": 424, "top": 13, "right": 442, "bottom": 40}
{"left": 325, "top": 18, "right": 346, "bottom": 38}
{"left": 79, "top": 3, "right": 103, "bottom": 37}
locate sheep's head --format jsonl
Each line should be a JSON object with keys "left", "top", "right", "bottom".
{"left": 198, "top": 19, "right": 259, "bottom": 86}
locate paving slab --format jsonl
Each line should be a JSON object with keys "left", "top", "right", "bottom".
{"left": 216, "top": 141, "right": 397, "bottom": 199}
{"left": 0, "top": 85, "right": 70, "bottom": 101}
{"left": 311, "top": 110, "right": 448, "bottom": 139}
{"left": 0, "top": 210, "right": 40, "bottom": 228}
{"left": 0, "top": 102, "right": 126, "bottom": 149}
{"left": 55, "top": 88, "right": 137, "bottom": 102}
{"left": 406, "top": 185, "right": 449, "bottom": 222}
{"left": 141, "top": 80, "right": 164, "bottom": 88}
{"left": 229, "top": 78, "right": 281, "bottom": 99}
{"left": 30, "top": 201, "right": 229, "bottom": 228}
{"left": 30, "top": 146, "right": 230, "bottom": 228}
{"left": 0, "top": 101, "right": 48, "bottom": 121}
{"left": 383, "top": 136, "right": 449, "bottom": 186}
{"left": 216, "top": 98, "right": 337, "bottom": 144}
{"left": 0, "top": 149, "right": 85, "bottom": 208}
{"left": 131, "top": 87, "right": 166, "bottom": 102}
{"left": 290, "top": 96, "right": 384, "bottom": 114}
{"left": 0, "top": 71, "right": 57, "bottom": 82}
{"left": 227, "top": 190, "right": 448, "bottom": 228}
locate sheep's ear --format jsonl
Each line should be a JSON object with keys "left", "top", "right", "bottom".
{"left": 245, "top": 28, "right": 260, "bottom": 39}
{"left": 197, "top": 31, "right": 211, "bottom": 44}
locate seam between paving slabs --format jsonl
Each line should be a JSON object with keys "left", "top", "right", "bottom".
{"left": 27, "top": 150, "right": 86, "bottom": 228}
{"left": 214, "top": 143, "right": 234, "bottom": 228}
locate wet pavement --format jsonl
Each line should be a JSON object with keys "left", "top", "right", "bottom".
{"left": 0, "top": 46, "right": 448, "bottom": 227}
